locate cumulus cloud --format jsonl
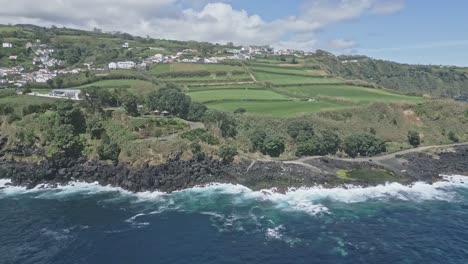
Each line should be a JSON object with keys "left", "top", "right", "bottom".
{"left": 0, "top": 0, "right": 405, "bottom": 51}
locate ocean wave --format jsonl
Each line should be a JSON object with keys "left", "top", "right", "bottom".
{"left": 1, "top": 175, "right": 467, "bottom": 216}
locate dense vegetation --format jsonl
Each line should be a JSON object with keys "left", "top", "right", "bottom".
{"left": 314, "top": 52, "right": 468, "bottom": 97}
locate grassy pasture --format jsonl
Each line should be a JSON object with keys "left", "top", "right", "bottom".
{"left": 206, "top": 100, "right": 350, "bottom": 117}
{"left": 152, "top": 63, "right": 244, "bottom": 74}
{"left": 249, "top": 65, "right": 317, "bottom": 76}
{"left": 253, "top": 71, "right": 342, "bottom": 85}
{"left": 275, "top": 85, "right": 423, "bottom": 103}
{"left": 188, "top": 84, "right": 264, "bottom": 92}
{"left": 188, "top": 89, "right": 292, "bottom": 103}
{"left": 76, "top": 79, "right": 159, "bottom": 95}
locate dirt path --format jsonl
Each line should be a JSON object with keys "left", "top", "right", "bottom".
{"left": 286, "top": 142, "right": 468, "bottom": 170}
{"left": 138, "top": 120, "right": 205, "bottom": 142}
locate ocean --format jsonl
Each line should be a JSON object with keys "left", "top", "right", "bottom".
{"left": 1, "top": 176, "right": 468, "bottom": 264}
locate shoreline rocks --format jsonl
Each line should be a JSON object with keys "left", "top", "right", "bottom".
{"left": 0, "top": 146, "right": 468, "bottom": 193}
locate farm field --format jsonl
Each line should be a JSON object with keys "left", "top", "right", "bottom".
{"left": 275, "top": 85, "right": 423, "bottom": 103}
{"left": 249, "top": 65, "right": 317, "bottom": 75}
{"left": 75, "top": 79, "right": 159, "bottom": 94}
{"left": 0, "top": 95, "right": 57, "bottom": 105}
{"left": 252, "top": 71, "right": 342, "bottom": 85}
{"left": 206, "top": 100, "right": 351, "bottom": 117}
{"left": 159, "top": 74, "right": 252, "bottom": 83}
{"left": 151, "top": 63, "right": 244, "bottom": 74}
{"left": 188, "top": 84, "right": 264, "bottom": 92}
{"left": 188, "top": 89, "right": 292, "bottom": 103}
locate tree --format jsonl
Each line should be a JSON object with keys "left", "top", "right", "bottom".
{"left": 52, "top": 124, "right": 84, "bottom": 157}
{"left": 123, "top": 94, "right": 140, "bottom": 117}
{"left": 296, "top": 130, "right": 341, "bottom": 156}
{"left": 407, "top": 130, "right": 421, "bottom": 147}
{"left": 187, "top": 102, "right": 207, "bottom": 121}
{"left": 158, "top": 89, "right": 191, "bottom": 118}
{"left": 287, "top": 120, "right": 315, "bottom": 140}
{"left": 55, "top": 100, "right": 86, "bottom": 134}
{"left": 250, "top": 130, "right": 285, "bottom": 157}
{"left": 97, "top": 134, "right": 121, "bottom": 162}
{"left": 218, "top": 145, "right": 238, "bottom": 163}
{"left": 344, "top": 133, "right": 386, "bottom": 158}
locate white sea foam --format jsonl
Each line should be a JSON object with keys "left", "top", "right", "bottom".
{"left": 1, "top": 176, "right": 468, "bottom": 216}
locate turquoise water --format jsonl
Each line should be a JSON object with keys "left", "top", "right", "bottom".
{"left": 0, "top": 176, "right": 468, "bottom": 264}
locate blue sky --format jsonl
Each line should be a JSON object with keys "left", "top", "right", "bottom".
{"left": 1, "top": 0, "right": 466, "bottom": 66}
{"left": 227, "top": 0, "right": 468, "bottom": 66}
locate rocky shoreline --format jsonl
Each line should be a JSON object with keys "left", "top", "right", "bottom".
{"left": 0, "top": 145, "right": 468, "bottom": 193}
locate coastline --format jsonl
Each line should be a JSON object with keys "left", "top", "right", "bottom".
{"left": 1, "top": 144, "right": 468, "bottom": 193}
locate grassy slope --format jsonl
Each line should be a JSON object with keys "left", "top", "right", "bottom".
{"left": 275, "top": 85, "right": 422, "bottom": 103}
{"left": 253, "top": 71, "right": 342, "bottom": 85}
{"left": 188, "top": 89, "right": 292, "bottom": 103}
{"left": 207, "top": 100, "right": 350, "bottom": 117}
{"left": 76, "top": 79, "right": 159, "bottom": 94}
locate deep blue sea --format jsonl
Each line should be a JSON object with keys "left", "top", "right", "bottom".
{"left": 1, "top": 176, "right": 468, "bottom": 264}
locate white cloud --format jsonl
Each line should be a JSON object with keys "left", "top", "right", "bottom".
{"left": 329, "top": 39, "right": 357, "bottom": 50}
{"left": 0, "top": 0, "right": 405, "bottom": 51}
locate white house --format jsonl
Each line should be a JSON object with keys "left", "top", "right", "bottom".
{"left": 50, "top": 89, "right": 81, "bottom": 100}
{"left": 109, "top": 61, "right": 135, "bottom": 70}
{"left": 117, "top": 61, "right": 135, "bottom": 69}
{"left": 108, "top": 62, "right": 118, "bottom": 69}
{"left": 2, "top": 43, "right": 13, "bottom": 48}
{"left": 122, "top": 42, "right": 129, "bottom": 48}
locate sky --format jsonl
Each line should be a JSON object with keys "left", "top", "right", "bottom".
{"left": 0, "top": 0, "right": 467, "bottom": 66}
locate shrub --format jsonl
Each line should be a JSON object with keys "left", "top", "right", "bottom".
{"left": 52, "top": 124, "right": 84, "bottom": 157}
{"left": 250, "top": 130, "right": 285, "bottom": 157}
{"left": 181, "top": 129, "right": 219, "bottom": 145}
{"left": 407, "top": 130, "right": 421, "bottom": 147}
{"left": 97, "top": 134, "right": 121, "bottom": 162}
{"left": 448, "top": 131, "right": 459, "bottom": 143}
{"left": 234, "top": 108, "right": 246, "bottom": 114}
{"left": 296, "top": 130, "right": 341, "bottom": 156}
{"left": 187, "top": 102, "right": 207, "bottom": 121}
{"left": 344, "top": 133, "right": 386, "bottom": 158}
{"left": 287, "top": 120, "right": 315, "bottom": 140}
{"left": 218, "top": 145, "right": 238, "bottom": 164}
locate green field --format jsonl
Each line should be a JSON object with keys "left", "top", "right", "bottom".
{"left": 249, "top": 65, "right": 316, "bottom": 76}
{"left": 275, "top": 85, "right": 423, "bottom": 103}
{"left": 0, "top": 26, "right": 19, "bottom": 33}
{"left": 76, "top": 79, "right": 159, "bottom": 94}
{"left": 206, "top": 100, "right": 350, "bottom": 117}
{"left": 188, "top": 84, "right": 264, "bottom": 92}
{"left": 152, "top": 63, "right": 244, "bottom": 74}
{"left": 253, "top": 71, "right": 342, "bottom": 85}
{"left": 0, "top": 95, "right": 58, "bottom": 113}
{"left": 188, "top": 89, "right": 292, "bottom": 103}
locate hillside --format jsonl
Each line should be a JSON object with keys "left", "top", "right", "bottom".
{"left": 313, "top": 52, "right": 468, "bottom": 97}
{"left": 0, "top": 24, "right": 467, "bottom": 165}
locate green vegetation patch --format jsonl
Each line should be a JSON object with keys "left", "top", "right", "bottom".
{"left": 206, "top": 100, "right": 350, "bottom": 117}
{"left": 188, "top": 89, "right": 292, "bottom": 103}
{"left": 276, "top": 85, "right": 423, "bottom": 103}
{"left": 253, "top": 71, "right": 342, "bottom": 85}
{"left": 344, "top": 168, "right": 400, "bottom": 185}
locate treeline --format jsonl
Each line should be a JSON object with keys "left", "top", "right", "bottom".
{"left": 314, "top": 54, "right": 468, "bottom": 97}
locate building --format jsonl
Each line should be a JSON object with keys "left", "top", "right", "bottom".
{"left": 108, "top": 62, "right": 118, "bottom": 69}
{"left": 108, "top": 61, "right": 135, "bottom": 70}
{"left": 50, "top": 89, "right": 81, "bottom": 100}
{"left": 2, "top": 43, "right": 13, "bottom": 48}
{"left": 122, "top": 42, "right": 129, "bottom": 48}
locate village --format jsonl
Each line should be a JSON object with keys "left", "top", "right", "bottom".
{"left": 0, "top": 39, "right": 307, "bottom": 91}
